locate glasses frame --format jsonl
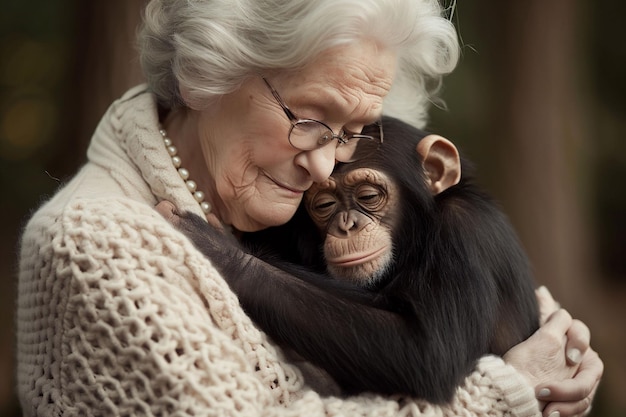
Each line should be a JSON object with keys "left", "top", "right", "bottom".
{"left": 261, "top": 77, "right": 383, "bottom": 162}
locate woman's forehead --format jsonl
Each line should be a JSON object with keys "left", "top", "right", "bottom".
{"left": 278, "top": 41, "right": 397, "bottom": 118}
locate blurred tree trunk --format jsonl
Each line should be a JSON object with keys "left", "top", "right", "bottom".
{"left": 52, "top": 0, "right": 144, "bottom": 177}
{"left": 486, "top": 1, "right": 594, "bottom": 304}
{"left": 481, "top": 3, "right": 624, "bottom": 413}
{"left": 74, "top": 0, "right": 145, "bottom": 141}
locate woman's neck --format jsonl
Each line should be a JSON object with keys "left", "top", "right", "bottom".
{"left": 161, "top": 108, "right": 223, "bottom": 221}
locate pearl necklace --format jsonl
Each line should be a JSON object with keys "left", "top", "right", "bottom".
{"left": 159, "top": 127, "right": 212, "bottom": 214}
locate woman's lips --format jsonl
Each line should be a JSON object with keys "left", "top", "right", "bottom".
{"left": 268, "top": 175, "right": 310, "bottom": 195}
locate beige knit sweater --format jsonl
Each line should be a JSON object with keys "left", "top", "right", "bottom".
{"left": 16, "top": 85, "right": 540, "bottom": 417}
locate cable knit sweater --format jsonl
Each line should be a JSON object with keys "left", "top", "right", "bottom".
{"left": 16, "top": 85, "right": 541, "bottom": 417}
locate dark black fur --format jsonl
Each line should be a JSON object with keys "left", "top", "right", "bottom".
{"left": 176, "top": 116, "right": 539, "bottom": 403}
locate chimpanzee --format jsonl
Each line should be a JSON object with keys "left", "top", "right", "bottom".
{"left": 169, "top": 116, "right": 539, "bottom": 404}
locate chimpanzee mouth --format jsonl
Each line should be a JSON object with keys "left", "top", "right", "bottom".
{"left": 326, "top": 245, "right": 389, "bottom": 267}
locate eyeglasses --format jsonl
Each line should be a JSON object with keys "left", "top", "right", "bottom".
{"left": 261, "top": 77, "right": 383, "bottom": 163}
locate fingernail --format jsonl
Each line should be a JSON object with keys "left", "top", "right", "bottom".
{"left": 538, "top": 388, "right": 551, "bottom": 397}
{"left": 548, "top": 411, "right": 560, "bottom": 417}
{"left": 567, "top": 348, "right": 582, "bottom": 364}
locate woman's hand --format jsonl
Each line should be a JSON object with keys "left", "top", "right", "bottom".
{"left": 504, "top": 287, "right": 603, "bottom": 417}
{"left": 538, "top": 346, "right": 602, "bottom": 417}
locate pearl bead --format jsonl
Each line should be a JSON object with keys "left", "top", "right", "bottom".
{"left": 160, "top": 125, "right": 212, "bottom": 216}
{"left": 200, "top": 201, "right": 212, "bottom": 213}
{"left": 193, "top": 191, "right": 205, "bottom": 202}
{"left": 186, "top": 180, "right": 197, "bottom": 192}
{"left": 178, "top": 168, "right": 189, "bottom": 180}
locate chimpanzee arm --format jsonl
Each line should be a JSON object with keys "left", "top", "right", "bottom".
{"left": 177, "top": 211, "right": 469, "bottom": 403}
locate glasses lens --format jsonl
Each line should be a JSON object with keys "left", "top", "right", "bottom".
{"left": 288, "top": 120, "right": 382, "bottom": 162}
{"left": 289, "top": 120, "right": 334, "bottom": 150}
{"left": 335, "top": 138, "right": 361, "bottom": 162}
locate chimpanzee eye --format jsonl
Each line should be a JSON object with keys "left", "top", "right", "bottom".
{"left": 315, "top": 201, "right": 335, "bottom": 210}
{"left": 309, "top": 192, "right": 337, "bottom": 222}
{"left": 356, "top": 184, "right": 385, "bottom": 211}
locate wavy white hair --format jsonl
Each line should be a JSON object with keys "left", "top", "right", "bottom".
{"left": 138, "top": 0, "right": 459, "bottom": 128}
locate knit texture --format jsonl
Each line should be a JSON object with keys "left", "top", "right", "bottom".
{"left": 16, "top": 85, "right": 540, "bottom": 417}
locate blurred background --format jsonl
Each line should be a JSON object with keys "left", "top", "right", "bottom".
{"left": 0, "top": 0, "right": 623, "bottom": 416}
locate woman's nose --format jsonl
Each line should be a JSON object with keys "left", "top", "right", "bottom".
{"left": 294, "top": 144, "right": 336, "bottom": 183}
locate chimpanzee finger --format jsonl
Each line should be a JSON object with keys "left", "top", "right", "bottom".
{"left": 206, "top": 212, "right": 223, "bottom": 230}
{"left": 156, "top": 200, "right": 181, "bottom": 226}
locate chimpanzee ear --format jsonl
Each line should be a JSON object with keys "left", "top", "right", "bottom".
{"left": 415, "top": 134, "right": 461, "bottom": 194}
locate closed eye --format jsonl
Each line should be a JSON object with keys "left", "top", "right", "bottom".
{"left": 356, "top": 184, "right": 385, "bottom": 210}
{"left": 358, "top": 193, "right": 379, "bottom": 202}
{"left": 315, "top": 200, "right": 336, "bottom": 210}
{"left": 308, "top": 192, "right": 338, "bottom": 224}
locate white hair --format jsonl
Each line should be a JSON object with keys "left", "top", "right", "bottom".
{"left": 138, "top": 0, "right": 459, "bottom": 128}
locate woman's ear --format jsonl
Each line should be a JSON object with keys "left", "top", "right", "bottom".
{"left": 415, "top": 134, "right": 461, "bottom": 194}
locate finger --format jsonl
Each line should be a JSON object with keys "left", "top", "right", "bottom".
{"left": 539, "top": 375, "right": 597, "bottom": 402}
{"left": 543, "top": 393, "right": 594, "bottom": 417}
{"left": 155, "top": 200, "right": 181, "bottom": 226}
{"left": 542, "top": 377, "right": 598, "bottom": 417}
{"left": 540, "top": 308, "right": 573, "bottom": 337}
{"left": 206, "top": 213, "right": 225, "bottom": 230}
{"left": 565, "top": 320, "right": 591, "bottom": 365}
{"left": 537, "top": 349, "right": 602, "bottom": 404}
{"left": 536, "top": 286, "right": 561, "bottom": 323}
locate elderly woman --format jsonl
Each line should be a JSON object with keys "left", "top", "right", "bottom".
{"left": 16, "top": 0, "right": 601, "bottom": 416}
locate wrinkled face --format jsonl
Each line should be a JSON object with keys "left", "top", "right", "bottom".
{"left": 196, "top": 40, "right": 397, "bottom": 232}
{"left": 305, "top": 167, "right": 401, "bottom": 286}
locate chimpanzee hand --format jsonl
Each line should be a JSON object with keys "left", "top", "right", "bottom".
{"left": 155, "top": 200, "right": 250, "bottom": 279}
{"left": 155, "top": 200, "right": 224, "bottom": 230}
